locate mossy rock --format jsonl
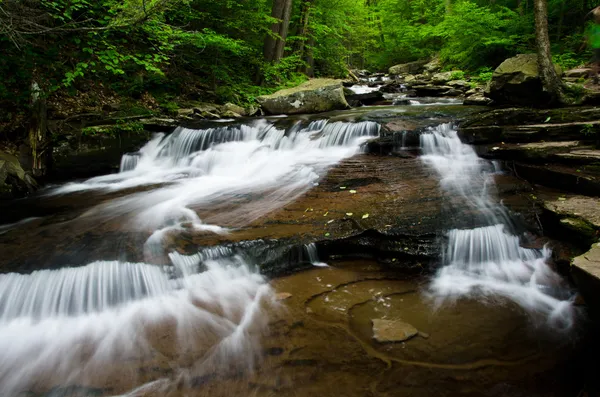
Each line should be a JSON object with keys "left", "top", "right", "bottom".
{"left": 257, "top": 79, "right": 350, "bottom": 115}
{"left": 486, "top": 54, "right": 562, "bottom": 106}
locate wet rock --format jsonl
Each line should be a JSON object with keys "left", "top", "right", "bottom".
{"left": 463, "top": 94, "right": 492, "bottom": 106}
{"left": 513, "top": 163, "right": 600, "bottom": 197}
{"left": 344, "top": 90, "right": 384, "bottom": 106}
{"left": 380, "top": 80, "right": 405, "bottom": 93}
{"left": 257, "top": 79, "right": 350, "bottom": 115}
{"left": 389, "top": 60, "right": 428, "bottom": 76}
{"left": 459, "top": 107, "right": 600, "bottom": 145}
{"left": 413, "top": 85, "right": 452, "bottom": 97}
{"left": 372, "top": 319, "right": 418, "bottom": 342}
{"left": 486, "top": 53, "right": 562, "bottom": 106}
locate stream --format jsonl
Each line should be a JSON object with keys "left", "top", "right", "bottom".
{"left": 0, "top": 96, "right": 590, "bottom": 396}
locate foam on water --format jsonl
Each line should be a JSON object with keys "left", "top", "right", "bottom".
{"left": 0, "top": 255, "right": 274, "bottom": 395}
{"left": 420, "top": 124, "right": 573, "bottom": 325}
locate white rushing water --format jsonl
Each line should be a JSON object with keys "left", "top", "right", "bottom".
{"left": 304, "top": 243, "right": 329, "bottom": 267}
{"left": 420, "top": 124, "right": 573, "bottom": 325}
{"left": 0, "top": 118, "right": 379, "bottom": 394}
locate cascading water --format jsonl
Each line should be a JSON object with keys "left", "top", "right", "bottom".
{"left": 420, "top": 124, "right": 573, "bottom": 325}
{"left": 0, "top": 118, "right": 380, "bottom": 395}
{"left": 304, "top": 243, "right": 328, "bottom": 267}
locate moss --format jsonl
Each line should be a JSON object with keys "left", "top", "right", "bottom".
{"left": 560, "top": 217, "right": 597, "bottom": 241}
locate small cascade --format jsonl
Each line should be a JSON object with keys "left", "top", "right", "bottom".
{"left": 120, "top": 153, "right": 140, "bottom": 172}
{"left": 420, "top": 124, "right": 573, "bottom": 324}
{"left": 304, "top": 243, "right": 328, "bottom": 267}
{"left": 0, "top": 255, "right": 274, "bottom": 396}
{"left": 0, "top": 261, "right": 171, "bottom": 321}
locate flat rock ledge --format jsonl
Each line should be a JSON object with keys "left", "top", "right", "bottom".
{"left": 544, "top": 195, "right": 600, "bottom": 243}
{"left": 572, "top": 243, "right": 600, "bottom": 318}
{"left": 372, "top": 319, "right": 418, "bottom": 343}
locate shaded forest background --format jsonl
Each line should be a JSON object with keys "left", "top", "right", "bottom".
{"left": 0, "top": 0, "right": 596, "bottom": 130}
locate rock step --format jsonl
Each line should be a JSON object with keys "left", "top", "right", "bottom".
{"left": 571, "top": 242, "right": 600, "bottom": 318}
{"left": 543, "top": 195, "right": 600, "bottom": 245}
{"left": 512, "top": 162, "right": 600, "bottom": 197}
{"left": 477, "top": 141, "right": 600, "bottom": 166}
{"left": 460, "top": 120, "right": 600, "bottom": 145}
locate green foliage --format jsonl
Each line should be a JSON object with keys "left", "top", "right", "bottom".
{"left": 450, "top": 71, "right": 466, "bottom": 80}
{"left": 552, "top": 52, "right": 585, "bottom": 70}
{"left": 471, "top": 67, "right": 494, "bottom": 83}
{"left": 0, "top": 0, "right": 596, "bottom": 129}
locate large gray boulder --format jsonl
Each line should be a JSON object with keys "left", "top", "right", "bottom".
{"left": 486, "top": 53, "right": 562, "bottom": 106}
{"left": 257, "top": 79, "right": 350, "bottom": 115}
{"left": 0, "top": 151, "right": 37, "bottom": 199}
{"left": 389, "top": 60, "right": 428, "bottom": 76}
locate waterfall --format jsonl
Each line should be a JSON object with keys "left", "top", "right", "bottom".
{"left": 420, "top": 124, "right": 573, "bottom": 325}
{"left": 304, "top": 243, "right": 328, "bottom": 267}
{"left": 120, "top": 153, "right": 139, "bottom": 172}
{"left": 0, "top": 255, "right": 274, "bottom": 396}
{"left": 0, "top": 118, "right": 380, "bottom": 394}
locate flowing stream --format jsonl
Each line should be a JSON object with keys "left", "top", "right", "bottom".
{"left": 0, "top": 118, "right": 380, "bottom": 396}
{"left": 0, "top": 105, "right": 584, "bottom": 396}
{"left": 420, "top": 124, "right": 573, "bottom": 325}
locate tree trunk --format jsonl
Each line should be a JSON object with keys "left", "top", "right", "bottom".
{"left": 534, "top": 0, "right": 564, "bottom": 104}
{"left": 556, "top": 0, "right": 566, "bottom": 40}
{"left": 28, "top": 81, "right": 48, "bottom": 177}
{"left": 305, "top": 36, "right": 315, "bottom": 77}
{"left": 274, "top": 0, "right": 293, "bottom": 61}
{"left": 294, "top": 0, "right": 314, "bottom": 73}
{"left": 294, "top": 0, "right": 313, "bottom": 56}
{"left": 264, "top": 0, "right": 294, "bottom": 63}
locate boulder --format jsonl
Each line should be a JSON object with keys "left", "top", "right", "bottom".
{"left": 486, "top": 53, "right": 562, "bottom": 106}
{"left": 432, "top": 71, "right": 457, "bottom": 85}
{"left": 423, "top": 58, "right": 442, "bottom": 74}
{"left": 389, "top": 60, "right": 428, "bottom": 76}
{"left": 257, "top": 79, "right": 350, "bottom": 115}
{"left": 0, "top": 151, "right": 37, "bottom": 199}
{"left": 222, "top": 103, "right": 247, "bottom": 117}
{"left": 463, "top": 94, "right": 493, "bottom": 106}
{"left": 413, "top": 84, "right": 452, "bottom": 97}
{"left": 345, "top": 90, "right": 384, "bottom": 106}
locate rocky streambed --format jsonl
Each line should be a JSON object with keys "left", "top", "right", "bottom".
{"left": 0, "top": 99, "right": 598, "bottom": 396}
